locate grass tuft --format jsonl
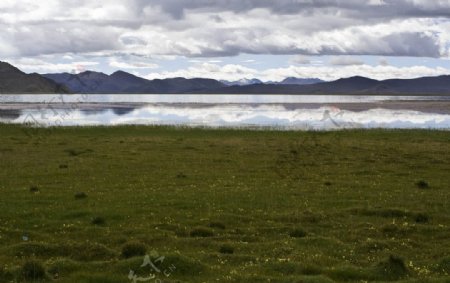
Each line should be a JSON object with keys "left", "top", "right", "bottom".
{"left": 327, "top": 266, "right": 368, "bottom": 281}
{"left": 91, "top": 216, "right": 106, "bottom": 226}
{"left": 0, "top": 267, "right": 13, "bottom": 282}
{"left": 416, "top": 180, "right": 430, "bottom": 189}
{"left": 176, "top": 172, "right": 187, "bottom": 179}
{"left": 289, "top": 228, "right": 307, "bottom": 238}
{"left": 414, "top": 213, "right": 430, "bottom": 223}
{"left": 209, "top": 221, "right": 226, "bottom": 230}
{"left": 190, "top": 227, "right": 214, "bottom": 237}
{"left": 121, "top": 242, "right": 147, "bottom": 259}
{"left": 269, "top": 262, "right": 322, "bottom": 276}
{"left": 21, "top": 260, "right": 47, "bottom": 281}
{"left": 65, "top": 148, "right": 93, "bottom": 157}
{"left": 375, "top": 255, "right": 408, "bottom": 280}
{"left": 437, "top": 257, "right": 450, "bottom": 274}
{"left": 219, "top": 244, "right": 234, "bottom": 254}
{"left": 74, "top": 192, "right": 88, "bottom": 200}
{"left": 29, "top": 186, "right": 39, "bottom": 193}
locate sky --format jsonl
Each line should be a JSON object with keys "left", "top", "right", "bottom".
{"left": 1, "top": 0, "right": 450, "bottom": 82}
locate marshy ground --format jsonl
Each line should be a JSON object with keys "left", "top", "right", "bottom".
{"left": 0, "top": 124, "right": 449, "bottom": 282}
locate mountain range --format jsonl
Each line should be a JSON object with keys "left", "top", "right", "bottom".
{"left": 277, "top": 77, "right": 323, "bottom": 85}
{"left": 221, "top": 78, "right": 264, "bottom": 86}
{"left": 1, "top": 61, "right": 450, "bottom": 95}
{"left": 0, "top": 61, "right": 68, "bottom": 94}
{"left": 208, "top": 76, "right": 450, "bottom": 95}
{"left": 43, "top": 71, "right": 225, "bottom": 94}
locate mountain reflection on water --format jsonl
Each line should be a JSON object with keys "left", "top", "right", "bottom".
{"left": 1, "top": 104, "right": 449, "bottom": 130}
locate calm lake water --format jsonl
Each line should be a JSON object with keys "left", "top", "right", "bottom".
{"left": 1, "top": 94, "right": 450, "bottom": 130}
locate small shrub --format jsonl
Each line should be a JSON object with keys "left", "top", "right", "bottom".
{"left": 47, "top": 259, "right": 81, "bottom": 279}
{"left": 121, "top": 242, "right": 147, "bottom": 258}
{"left": 65, "top": 148, "right": 92, "bottom": 157}
{"left": 161, "top": 254, "right": 206, "bottom": 276}
{"left": 362, "top": 240, "right": 388, "bottom": 253}
{"left": 69, "top": 243, "right": 116, "bottom": 261}
{"left": 66, "top": 149, "right": 81, "bottom": 156}
{"left": 324, "top": 181, "right": 332, "bottom": 186}
{"left": 190, "top": 227, "right": 214, "bottom": 237}
{"left": 12, "top": 242, "right": 62, "bottom": 258}
{"left": 209, "top": 222, "right": 226, "bottom": 230}
{"left": 351, "top": 208, "right": 409, "bottom": 218}
{"left": 437, "top": 257, "right": 450, "bottom": 274}
{"left": 416, "top": 180, "right": 429, "bottom": 189}
{"left": 269, "top": 262, "right": 300, "bottom": 275}
{"left": 21, "top": 260, "right": 46, "bottom": 281}
{"left": 91, "top": 217, "right": 106, "bottom": 226}
{"left": 289, "top": 228, "right": 307, "bottom": 238}
{"left": 375, "top": 255, "right": 408, "bottom": 280}
{"left": 301, "top": 211, "right": 323, "bottom": 224}
{"left": 176, "top": 173, "right": 187, "bottom": 179}
{"left": 328, "top": 266, "right": 368, "bottom": 281}
{"left": 59, "top": 164, "right": 68, "bottom": 169}
{"left": 302, "top": 265, "right": 322, "bottom": 275}
{"left": 414, "top": 213, "right": 429, "bottom": 223}
{"left": 30, "top": 186, "right": 39, "bottom": 193}
{"left": 219, "top": 244, "right": 234, "bottom": 254}
{"left": 381, "top": 223, "right": 396, "bottom": 232}
{"left": 74, "top": 192, "right": 88, "bottom": 200}
{"left": 268, "top": 262, "right": 321, "bottom": 276}
{"left": 0, "top": 267, "right": 13, "bottom": 282}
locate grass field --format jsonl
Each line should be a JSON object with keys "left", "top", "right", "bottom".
{"left": 0, "top": 124, "right": 449, "bottom": 283}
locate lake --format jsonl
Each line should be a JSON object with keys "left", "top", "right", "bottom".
{"left": 1, "top": 94, "right": 450, "bottom": 130}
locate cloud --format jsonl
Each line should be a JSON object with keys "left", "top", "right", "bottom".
{"left": 260, "top": 65, "right": 450, "bottom": 81}
{"left": 145, "top": 63, "right": 259, "bottom": 81}
{"left": 148, "top": 0, "right": 450, "bottom": 19}
{"left": 378, "top": 58, "right": 390, "bottom": 66}
{"left": 143, "top": 62, "right": 450, "bottom": 81}
{"left": 290, "top": 56, "right": 311, "bottom": 65}
{"left": 9, "top": 58, "right": 99, "bottom": 73}
{"left": 109, "top": 59, "right": 159, "bottom": 69}
{"left": 329, "top": 56, "right": 364, "bottom": 66}
{"left": 0, "top": 1, "right": 449, "bottom": 59}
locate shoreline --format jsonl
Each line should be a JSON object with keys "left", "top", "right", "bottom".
{"left": 1, "top": 101, "right": 450, "bottom": 114}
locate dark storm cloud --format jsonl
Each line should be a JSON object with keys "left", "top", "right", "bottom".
{"left": 146, "top": 0, "right": 450, "bottom": 19}
{"left": 0, "top": 0, "right": 449, "bottom": 58}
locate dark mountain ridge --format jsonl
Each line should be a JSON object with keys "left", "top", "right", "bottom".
{"left": 204, "top": 75, "right": 450, "bottom": 95}
{"left": 1, "top": 61, "right": 449, "bottom": 95}
{"left": 0, "top": 61, "right": 69, "bottom": 94}
{"left": 44, "top": 71, "right": 225, "bottom": 94}
{"left": 279, "top": 77, "right": 323, "bottom": 85}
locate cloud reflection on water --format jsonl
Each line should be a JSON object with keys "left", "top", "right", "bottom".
{"left": 3, "top": 105, "right": 450, "bottom": 130}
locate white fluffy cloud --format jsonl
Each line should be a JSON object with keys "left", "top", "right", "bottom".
{"left": 109, "top": 60, "right": 159, "bottom": 69}
{"left": 1, "top": 1, "right": 450, "bottom": 80}
{"left": 260, "top": 65, "right": 449, "bottom": 81}
{"left": 0, "top": 1, "right": 450, "bottom": 58}
{"left": 9, "top": 58, "right": 99, "bottom": 73}
{"left": 144, "top": 62, "right": 449, "bottom": 82}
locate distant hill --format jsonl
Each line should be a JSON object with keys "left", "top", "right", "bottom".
{"left": 278, "top": 77, "right": 323, "bottom": 85}
{"left": 222, "top": 77, "right": 322, "bottom": 86}
{"left": 1, "top": 61, "right": 450, "bottom": 95}
{"left": 44, "top": 71, "right": 225, "bottom": 94}
{"left": 205, "top": 75, "right": 450, "bottom": 95}
{"left": 0, "top": 61, "right": 69, "bottom": 94}
{"left": 221, "top": 78, "right": 264, "bottom": 86}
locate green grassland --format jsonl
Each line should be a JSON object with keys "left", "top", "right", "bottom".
{"left": 0, "top": 124, "right": 449, "bottom": 282}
